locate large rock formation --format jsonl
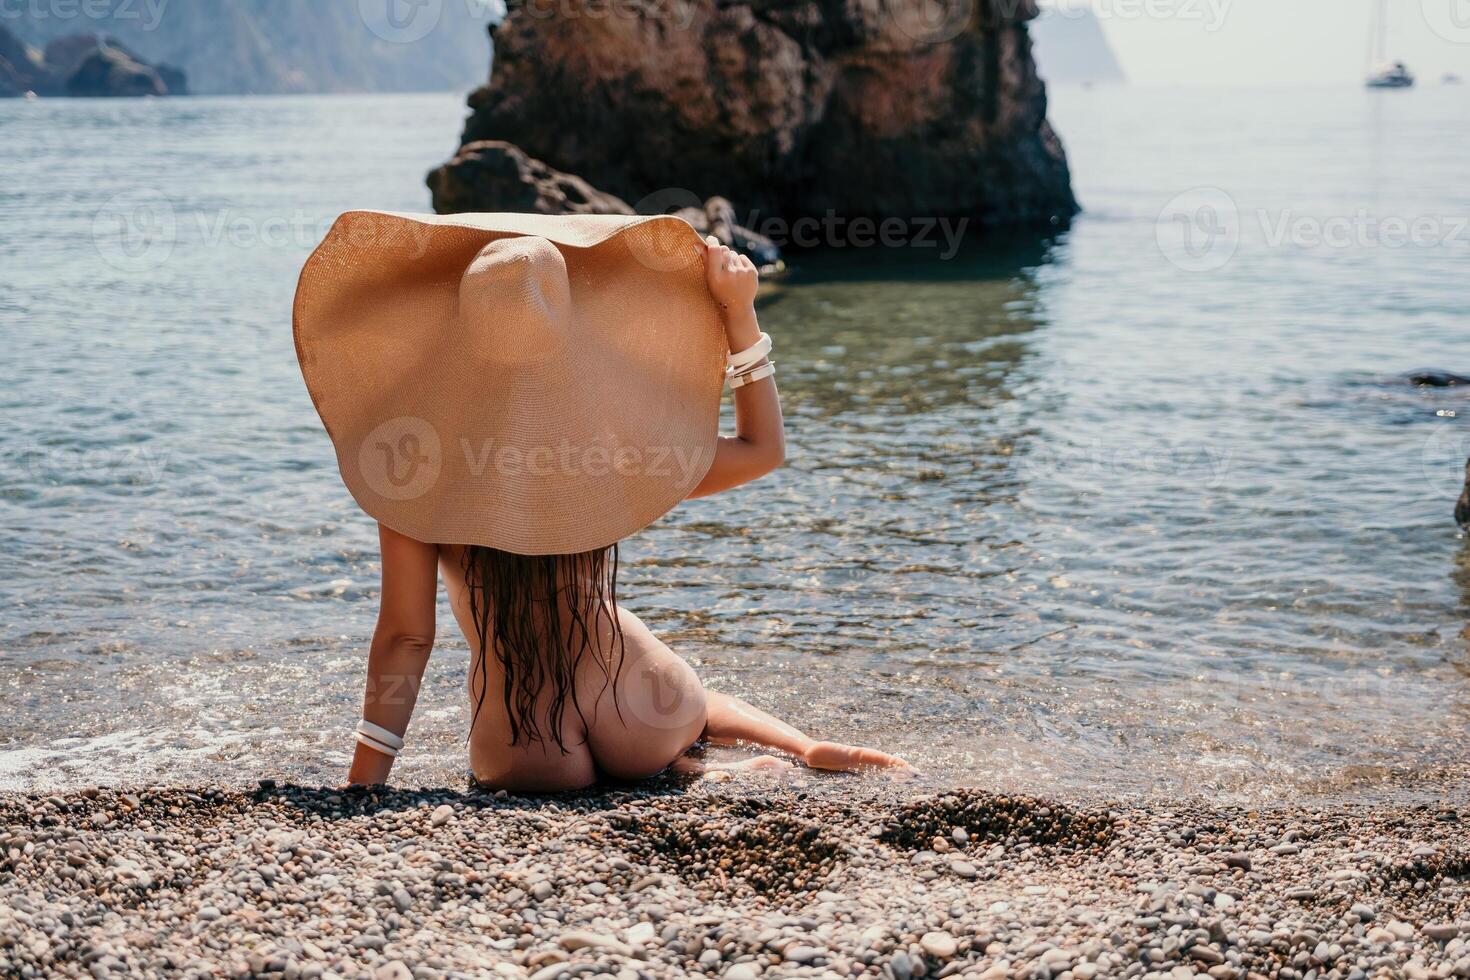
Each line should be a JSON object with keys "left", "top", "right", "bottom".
{"left": 428, "top": 0, "right": 1077, "bottom": 251}
{"left": 0, "top": 27, "right": 185, "bottom": 97}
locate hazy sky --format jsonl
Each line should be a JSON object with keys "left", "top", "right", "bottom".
{"left": 1052, "top": 0, "right": 1470, "bottom": 84}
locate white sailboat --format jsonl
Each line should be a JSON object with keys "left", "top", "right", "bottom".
{"left": 1365, "top": 0, "right": 1414, "bottom": 88}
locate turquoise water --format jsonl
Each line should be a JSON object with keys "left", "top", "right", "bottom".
{"left": 2, "top": 87, "right": 1468, "bottom": 801}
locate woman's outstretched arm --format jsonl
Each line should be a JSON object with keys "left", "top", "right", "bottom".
{"left": 346, "top": 524, "right": 439, "bottom": 785}
{"left": 688, "top": 238, "right": 786, "bottom": 498}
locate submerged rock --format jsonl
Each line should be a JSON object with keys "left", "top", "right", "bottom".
{"left": 429, "top": 0, "right": 1076, "bottom": 258}
{"left": 1408, "top": 369, "right": 1470, "bottom": 387}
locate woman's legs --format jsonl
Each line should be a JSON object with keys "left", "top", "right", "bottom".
{"left": 703, "top": 691, "right": 915, "bottom": 773}
{"left": 582, "top": 608, "right": 914, "bottom": 779}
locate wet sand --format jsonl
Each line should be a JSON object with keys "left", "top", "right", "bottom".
{"left": 2, "top": 779, "right": 1468, "bottom": 979}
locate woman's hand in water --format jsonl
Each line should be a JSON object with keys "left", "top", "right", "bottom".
{"left": 699, "top": 235, "right": 759, "bottom": 328}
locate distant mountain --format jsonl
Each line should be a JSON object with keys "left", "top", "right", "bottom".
{"left": 1029, "top": 6, "right": 1126, "bottom": 85}
{"left": 3, "top": 0, "right": 495, "bottom": 95}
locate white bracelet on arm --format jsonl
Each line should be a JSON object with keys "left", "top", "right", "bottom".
{"left": 356, "top": 719, "right": 404, "bottom": 758}
{"left": 730, "top": 362, "right": 776, "bottom": 389}
{"left": 726, "top": 332, "right": 772, "bottom": 376}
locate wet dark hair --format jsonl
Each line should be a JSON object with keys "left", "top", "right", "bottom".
{"left": 461, "top": 544, "right": 626, "bottom": 751}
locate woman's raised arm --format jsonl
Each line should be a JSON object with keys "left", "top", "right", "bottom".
{"left": 346, "top": 523, "right": 439, "bottom": 785}
{"left": 688, "top": 238, "right": 786, "bottom": 498}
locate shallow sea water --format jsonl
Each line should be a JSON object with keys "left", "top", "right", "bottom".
{"left": 2, "top": 86, "right": 1468, "bottom": 802}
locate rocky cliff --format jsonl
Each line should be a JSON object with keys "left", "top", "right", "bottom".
{"left": 0, "top": 27, "right": 185, "bottom": 97}
{"left": 1030, "top": 7, "right": 1127, "bottom": 85}
{"left": 428, "top": 0, "right": 1077, "bottom": 251}
{"left": 3, "top": 0, "right": 493, "bottom": 95}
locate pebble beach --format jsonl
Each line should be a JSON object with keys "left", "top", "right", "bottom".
{"left": 2, "top": 779, "right": 1468, "bottom": 980}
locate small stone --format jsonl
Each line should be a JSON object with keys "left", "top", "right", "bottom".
{"left": 723, "top": 966, "right": 758, "bottom": 980}
{"left": 430, "top": 804, "right": 454, "bottom": 827}
{"left": 375, "top": 963, "right": 412, "bottom": 980}
{"left": 1190, "top": 945, "right": 1225, "bottom": 966}
{"left": 1351, "top": 904, "right": 1376, "bottom": 922}
{"left": 198, "top": 907, "right": 221, "bottom": 922}
{"left": 1367, "top": 927, "right": 1396, "bottom": 944}
{"left": 951, "top": 827, "right": 968, "bottom": 844}
{"left": 920, "top": 932, "right": 957, "bottom": 959}
{"left": 531, "top": 880, "right": 555, "bottom": 901}
{"left": 1040, "top": 948, "right": 1071, "bottom": 967}
{"left": 1073, "top": 964, "right": 1099, "bottom": 980}
{"left": 1223, "top": 853, "right": 1252, "bottom": 871}
{"left": 626, "top": 923, "right": 655, "bottom": 947}
{"left": 784, "top": 945, "right": 821, "bottom": 964}
{"left": 948, "top": 860, "right": 977, "bottom": 879}
{"left": 890, "top": 951, "right": 914, "bottom": 980}
{"left": 1424, "top": 924, "right": 1461, "bottom": 942}
{"left": 1388, "top": 921, "right": 1416, "bottom": 941}
{"left": 1214, "top": 893, "right": 1236, "bottom": 910}
{"left": 558, "top": 931, "right": 631, "bottom": 955}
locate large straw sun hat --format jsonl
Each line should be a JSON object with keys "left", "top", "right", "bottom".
{"left": 293, "top": 210, "right": 727, "bottom": 555}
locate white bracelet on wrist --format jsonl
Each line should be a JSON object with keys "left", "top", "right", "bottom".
{"left": 356, "top": 719, "right": 404, "bottom": 758}
{"left": 726, "top": 332, "right": 772, "bottom": 376}
{"left": 729, "top": 361, "right": 776, "bottom": 389}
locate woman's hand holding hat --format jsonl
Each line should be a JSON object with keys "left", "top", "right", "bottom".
{"left": 698, "top": 235, "right": 761, "bottom": 352}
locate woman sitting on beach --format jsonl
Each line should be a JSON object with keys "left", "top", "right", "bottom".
{"left": 294, "top": 212, "right": 912, "bottom": 790}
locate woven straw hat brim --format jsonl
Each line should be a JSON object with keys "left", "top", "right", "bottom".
{"left": 293, "top": 210, "right": 727, "bottom": 555}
